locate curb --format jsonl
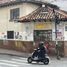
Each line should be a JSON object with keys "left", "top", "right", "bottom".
{"left": 0, "top": 49, "right": 31, "bottom": 58}
{"left": 0, "top": 52, "right": 31, "bottom": 58}
{"left": 0, "top": 53, "right": 23, "bottom": 57}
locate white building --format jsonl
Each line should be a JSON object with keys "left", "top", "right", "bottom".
{"left": 0, "top": 0, "right": 67, "bottom": 56}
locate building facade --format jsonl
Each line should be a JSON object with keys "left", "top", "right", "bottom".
{"left": 17, "top": 5, "right": 67, "bottom": 56}
{"left": 0, "top": 0, "right": 67, "bottom": 56}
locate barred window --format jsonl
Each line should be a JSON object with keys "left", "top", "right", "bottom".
{"left": 7, "top": 31, "right": 14, "bottom": 39}
{"left": 65, "top": 26, "right": 67, "bottom": 31}
{"left": 10, "top": 8, "right": 19, "bottom": 21}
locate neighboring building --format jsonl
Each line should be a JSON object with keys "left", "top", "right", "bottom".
{"left": 0, "top": 0, "right": 67, "bottom": 56}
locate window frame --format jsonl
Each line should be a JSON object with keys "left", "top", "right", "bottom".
{"left": 65, "top": 26, "right": 67, "bottom": 31}
{"left": 7, "top": 31, "right": 14, "bottom": 39}
{"left": 10, "top": 8, "right": 20, "bottom": 21}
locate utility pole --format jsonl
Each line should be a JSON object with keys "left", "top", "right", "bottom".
{"left": 53, "top": 9, "right": 60, "bottom": 60}
{"left": 55, "top": 15, "right": 60, "bottom": 44}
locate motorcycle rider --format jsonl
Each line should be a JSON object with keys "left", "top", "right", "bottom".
{"left": 38, "top": 42, "right": 47, "bottom": 59}
{"left": 32, "top": 41, "right": 47, "bottom": 59}
{"left": 27, "top": 42, "right": 49, "bottom": 64}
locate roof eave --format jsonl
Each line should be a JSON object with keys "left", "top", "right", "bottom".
{"left": 0, "top": 0, "right": 44, "bottom": 8}
{"left": 0, "top": 0, "right": 59, "bottom": 9}
{"left": 18, "top": 18, "right": 67, "bottom": 23}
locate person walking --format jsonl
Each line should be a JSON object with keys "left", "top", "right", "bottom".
{"left": 55, "top": 41, "right": 61, "bottom": 60}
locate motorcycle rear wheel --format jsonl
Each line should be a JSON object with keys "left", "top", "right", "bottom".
{"left": 43, "top": 58, "right": 49, "bottom": 65}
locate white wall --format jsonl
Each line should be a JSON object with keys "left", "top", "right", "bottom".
{"left": 22, "top": 22, "right": 34, "bottom": 41}
{"left": 64, "top": 22, "right": 67, "bottom": 41}
{"left": 52, "top": 22, "right": 64, "bottom": 41}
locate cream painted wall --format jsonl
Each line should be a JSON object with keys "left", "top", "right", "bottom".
{"left": 22, "top": 22, "right": 34, "bottom": 41}
{"left": 20, "top": 3, "right": 39, "bottom": 17}
{"left": 8, "top": 3, "right": 39, "bottom": 31}
{"left": 0, "top": 7, "right": 8, "bottom": 32}
{"left": 0, "top": 3, "right": 39, "bottom": 40}
{"left": 52, "top": 22, "right": 64, "bottom": 41}
{"left": 64, "top": 22, "right": 67, "bottom": 41}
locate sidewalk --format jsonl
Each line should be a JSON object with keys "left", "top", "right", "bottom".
{"left": 0, "top": 48, "right": 66, "bottom": 59}
{"left": 0, "top": 48, "right": 31, "bottom": 57}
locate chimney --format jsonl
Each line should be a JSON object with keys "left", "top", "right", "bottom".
{"left": 42, "top": 4, "right": 45, "bottom": 7}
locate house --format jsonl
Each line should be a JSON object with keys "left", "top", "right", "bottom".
{"left": 0, "top": 0, "right": 67, "bottom": 56}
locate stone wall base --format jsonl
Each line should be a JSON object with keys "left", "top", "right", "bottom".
{"left": 64, "top": 41, "right": 67, "bottom": 57}
{"left": 0, "top": 40, "right": 65, "bottom": 56}
{"left": 0, "top": 40, "right": 34, "bottom": 53}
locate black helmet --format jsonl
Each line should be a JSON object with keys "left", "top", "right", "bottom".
{"left": 39, "top": 42, "right": 44, "bottom": 48}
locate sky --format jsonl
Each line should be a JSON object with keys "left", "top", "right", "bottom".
{"left": 50, "top": 0, "right": 67, "bottom": 11}
{"left": 43, "top": 0, "right": 67, "bottom": 11}
{"left": 41, "top": 0, "right": 67, "bottom": 11}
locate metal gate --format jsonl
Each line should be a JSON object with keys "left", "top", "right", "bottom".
{"left": 34, "top": 30, "right": 52, "bottom": 42}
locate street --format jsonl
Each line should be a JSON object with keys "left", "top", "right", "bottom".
{"left": 0, "top": 55, "right": 67, "bottom": 67}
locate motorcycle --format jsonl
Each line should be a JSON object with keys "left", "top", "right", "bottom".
{"left": 27, "top": 48, "right": 49, "bottom": 65}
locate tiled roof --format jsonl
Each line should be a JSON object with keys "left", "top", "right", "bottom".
{"left": 0, "top": 0, "right": 46, "bottom": 7}
{"left": 0, "top": 0, "right": 59, "bottom": 9}
{"left": 18, "top": 5, "right": 67, "bottom": 22}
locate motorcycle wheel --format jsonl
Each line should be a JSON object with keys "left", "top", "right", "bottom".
{"left": 43, "top": 58, "right": 49, "bottom": 65}
{"left": 27, "top": 57, "right": 32, "bottom": 63}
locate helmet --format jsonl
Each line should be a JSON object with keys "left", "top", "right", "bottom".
{"left": 39, "top": 42, "right": 44, "bottom": 48}
{"left": 40, "top": 42, "right": 44, "bottom": 45}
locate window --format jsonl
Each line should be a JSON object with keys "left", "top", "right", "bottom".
{"left": 10, "top": 8, "right": 19, "bottom": 20}
{"left": 7, "top": 31, "right": 14, "bottom": 39}
{"left": 65, "top": 26, "right": 67, "bottom": 31}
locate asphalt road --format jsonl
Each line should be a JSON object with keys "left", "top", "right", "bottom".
{"left": 0, "top": 54, "right": 67, "bottom": 67}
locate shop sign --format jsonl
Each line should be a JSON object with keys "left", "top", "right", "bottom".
{"left": 35, "top": 23, "right": 45, "bottom": 29}
{"left": 35, "top": 22, "right": 51, "bottom": 29}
